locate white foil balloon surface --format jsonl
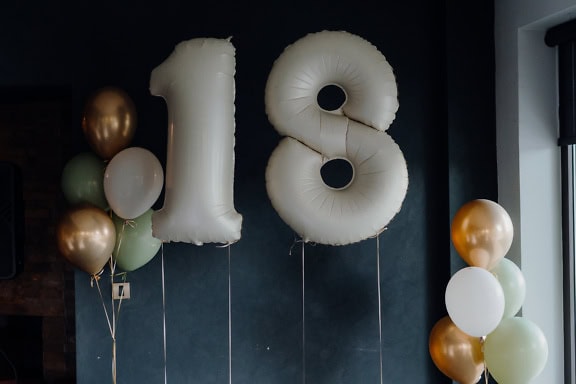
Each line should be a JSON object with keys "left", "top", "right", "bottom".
{"left": 264, "top": 30, "right": 408, "bottom": 245}
{"left": 150, "top": 37, "right": 242, "bottom": 245}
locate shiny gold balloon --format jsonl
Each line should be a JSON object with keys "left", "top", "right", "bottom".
{"left": 451, "top": 199, "right": 514, "bottom": 270}
{"left": 81, "top": 86, "right": 137, "bottom": 160}
{"left": 429, "top": 316, "right": 485, "bottom": 384}
{"left": 56, "top": 203, "right": 116, "bottom": 276}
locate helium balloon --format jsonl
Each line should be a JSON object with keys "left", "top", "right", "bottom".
{"left": 484, "top": 317, "right": 548, "bottom": 384}
{"left": 56, "top": 203, "right": 116, "bottom": 276}
{"left": 112, "top": 209, "right": 161, "bottom": 272}
{"left": 263, "top": 30, "right": 407, "bottom": 246}
{"left": 150, "top": 37, "right": 242, "bottom": 245}
{"left": 490, "top": 258, "right": 526, "bottom": 318}
{"left": 429, "top": 316, "right": 484, "bottom": 384}
{"left": 451, "top": 199, "right": 513, "bottom": 270}
{"left": 103, "top": 147, "right": 164, "bottom": 220}
{"left": 61, "top": 152, "right": 108, "bottom": 210}
{"left": 445, "top": 266, "right": 505, "bottom": 337}
{"left": 82, "top": 86, "right": 137, "bottom": 160}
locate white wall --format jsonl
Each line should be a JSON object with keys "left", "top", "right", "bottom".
{"left": 495, "top": 1, "right": 576, "bottom": 383}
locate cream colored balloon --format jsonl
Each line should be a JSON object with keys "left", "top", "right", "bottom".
{"left": 149, "top": 37, "right": 242, "bottom": 245}
{"left": 264, "top": 30, "right": 407, "bottom": 245}
{"left": 103, "top": 147, "right": 164, "bottom": 220}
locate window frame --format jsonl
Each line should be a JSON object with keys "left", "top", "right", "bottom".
{"left": 546, "top": 21, "right": 576, "bottom": 383}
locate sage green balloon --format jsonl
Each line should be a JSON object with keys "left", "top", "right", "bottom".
{"left": 61, "top": 152, "right": 108, "bottom": 210}
{"left": 112, "top": 209, "right": 161, "bottom": 272}
{"left": 490, "top": 258, "right": 526, "bottom": 318}
{"left": 484, "top": 317, "right": 548, "bottom": 384}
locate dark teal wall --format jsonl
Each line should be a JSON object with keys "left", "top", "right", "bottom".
{"left": 1, "top": 1, "right": 496, "bottom": 383}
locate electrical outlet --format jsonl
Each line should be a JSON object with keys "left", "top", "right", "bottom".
{"left": 112, "top": 282, "right": 130, "bottom": 300}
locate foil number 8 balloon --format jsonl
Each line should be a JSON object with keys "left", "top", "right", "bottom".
{"left": 264, "top": 30, "right": 409, "bottom": 245}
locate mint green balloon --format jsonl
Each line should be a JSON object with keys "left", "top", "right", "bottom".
{"left": 490, "top": 258, "right": 526, "bottom": 318}
{"left": 484, "top": 317, "right": 548, "bottom": 384}
{"left": 61, "top": 152, "right": 108, "bottom": 210}
{"left": 113, "top": 209, "right": 161, "bottom": 272}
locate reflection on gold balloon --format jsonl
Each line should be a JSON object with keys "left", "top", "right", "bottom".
{"left": 451, "top": 199, "right": 513, "bottom": 270}
{"left": 82, "top": 86, "right": 137, "bottom": 160}
{"left": 429, "top": 316, "right": 484, "bottom": 384}
{"left": 56, "top": 203, "right": 116, "bottom": 276}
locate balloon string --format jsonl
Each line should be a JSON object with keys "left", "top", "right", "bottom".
{"left": 109, "top": 224, "right": 129, "bottom": 384}
{"left": 482, "top": 336, "right": 489, "bottom": 384}
{"left": 110, "top": 221, "right": 127, "bottom": 276}
{"left": 112, "top": 338, "right": 117, "bottom": 384}
{"left": 93, "top": 275, "right": 116, "bottom": 384}
{"left": 112, "top": 224, "right": 128, "bottom": 323}
{"left": 114, "top": 273, "right": 127, "bottom": 321}
{"left": 301, "top": 240, "right": 306, "bottom": 384}
{"left": 109, "top": 267, "right": 120, "bottom": 384}
{"left": 227, "top": 244, "right": 232, "bottom": 384}
{"left": 289, "top": 236, "right": 307, "bottom": 384}
{"left": 376, "top": 235, "right": 383, "bottom": 384}
{"left": 93, "top": 276, "right": 114, "bottom": 339}
{"left": 94, "top": 219, "right": 130, "bottom": 384}
{"left": 161, "top": 243, "right": 167, "bottom": 384}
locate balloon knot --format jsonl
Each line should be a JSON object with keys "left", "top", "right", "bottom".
{"left": 124, "top": 219, "right": 136, "bottom": 228}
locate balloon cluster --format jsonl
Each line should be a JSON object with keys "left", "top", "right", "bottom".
{"left": 429, "top": 199, "right": 548, "bottom": 384}
{"left": 57, "top": 86, "right": 163, "bottom": 276}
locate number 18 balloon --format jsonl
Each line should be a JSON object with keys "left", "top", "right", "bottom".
{"left": 149, "top": 37, "right": 242, "bottom": 245}
{"left": 264, "top": 30, "right": 408, "bottom": 245}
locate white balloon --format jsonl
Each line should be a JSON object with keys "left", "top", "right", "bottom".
{"left": 445, "top": 266, "right": 505, "bottom": 337}
{"left": 264, "top": 30, "right": 407, "bottom": 245}
{"left": 104, "top": 147, "right": 164, "bottom": 220}
{"left": 149, "top": 37, "right": 242, "bottom": 245}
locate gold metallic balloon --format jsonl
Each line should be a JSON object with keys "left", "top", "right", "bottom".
{"left": 82, "top": 86, "right": 137, "bottom": 160}
{"left": 429, "top": 316, "right": 484, "bottom": 384}
{"left": 56, "top": 203, "right": 116, "bottom": 276}
{"left": 451, "top": 199, "right": 514, "bottom": 270}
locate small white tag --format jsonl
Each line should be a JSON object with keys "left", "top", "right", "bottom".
{"left": 112, "top": 282, "right": 131, "bottom": 300}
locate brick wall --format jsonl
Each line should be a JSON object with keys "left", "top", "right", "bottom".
{"left": 0, "top": 91, "right": 75, "bottom": 383}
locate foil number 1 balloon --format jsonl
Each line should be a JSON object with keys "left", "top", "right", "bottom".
{"left": 149, "top": 37, "right": 243, "bottom": 245}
